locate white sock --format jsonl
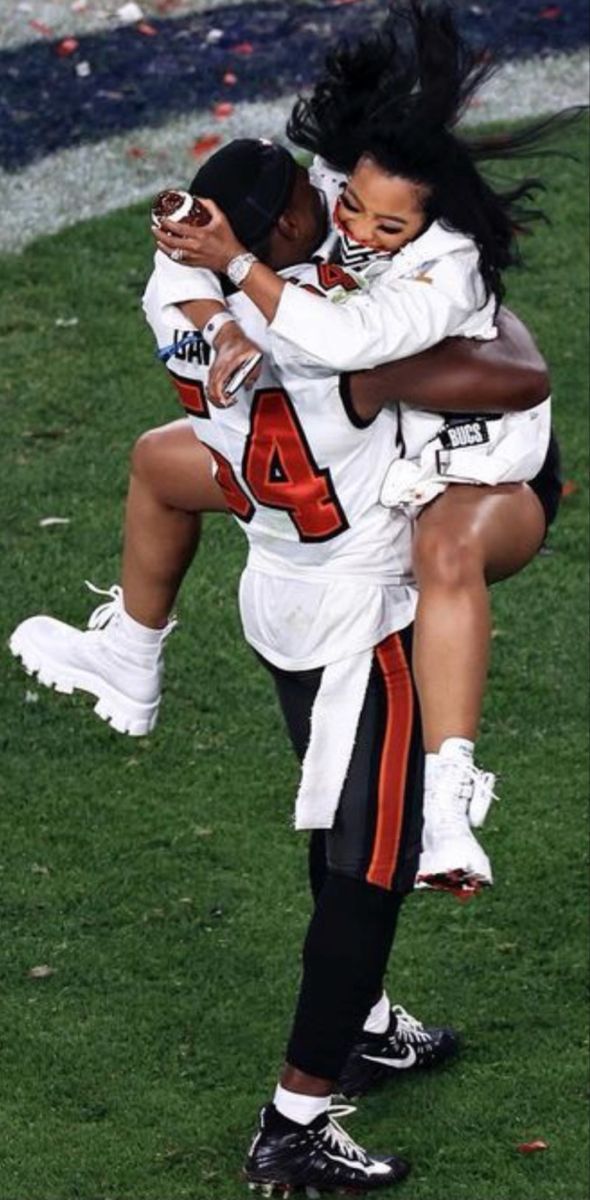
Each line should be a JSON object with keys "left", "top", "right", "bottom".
{"left": 438, "top": 737, "right": 475, "bottom": 762}
{"left": 426, "top": 739, "right": 475, "bottom": 788}
{"left": 363, "top": 991, "right": 391, "bottom": 1035}
{"left": 273, "top": 1083, "right": 330, "bottom": 1126}
{"left": 119, "top": 606, "right": 167, "bottom": 647}
{"left": 424, "top": 752, "right": 440, "bottom": 793}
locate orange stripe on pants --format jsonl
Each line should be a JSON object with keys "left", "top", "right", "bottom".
{"left": 366, "top": 632, "right": 415, "bottom": 890}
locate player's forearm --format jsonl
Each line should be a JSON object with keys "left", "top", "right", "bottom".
{"left": 347, "top": 309, "right": 550, "bottom": 419}
{"left": 180, "top": 299, "right": 227, "bottom": 332}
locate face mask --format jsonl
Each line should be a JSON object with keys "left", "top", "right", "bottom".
{"left": 333, "top": 199, "right": 393, "bottom": 270}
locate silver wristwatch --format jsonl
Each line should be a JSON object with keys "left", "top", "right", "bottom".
{"left": 226, "top": 251, "right": 258, "bottom": 288}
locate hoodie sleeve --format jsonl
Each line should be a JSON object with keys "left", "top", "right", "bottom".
{"left": 268, "top": 247, "right": 495, "bottom": 373}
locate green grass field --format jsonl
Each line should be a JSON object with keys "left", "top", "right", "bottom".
{"left": 1, "top": 121, "right": 588, "bottom": 1200}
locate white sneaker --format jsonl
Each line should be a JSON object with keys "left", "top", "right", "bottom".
{"left": 8, "top": 584, "right": 176, "bottom": 736}
{"left": 417, "top": 756, "right": 497, "bottom": 891}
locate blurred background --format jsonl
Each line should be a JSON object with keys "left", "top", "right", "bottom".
{"left": 1, "top": 4, "right": 588, "bottom": 1200}
{"left": 1, "top": 0, "right": 588, "bottom": 249}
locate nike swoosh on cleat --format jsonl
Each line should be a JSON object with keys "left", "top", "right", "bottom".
{"left": 361, "top": 1046, "right": 417, "bottom": 1069}
{"left": 324, "top": 1153, "right": 391, "bottom": 1176}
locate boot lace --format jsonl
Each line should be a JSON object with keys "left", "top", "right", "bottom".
{"left": 391, "top": 1004, "right": 429, "bottom": 1045}
{"left": 317, "top": 1104, "right": 371, "bottom": 1164}
{"left": 433, "top": 758, "right": 497, "bottom": 836}
{"left": 84, "top": 581, "right": 177, "bottom": 638}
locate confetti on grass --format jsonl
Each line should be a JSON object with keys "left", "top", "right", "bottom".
{"left": 28, "top": 964, "right": 56, "bottom": 980}
{"left": 517, "top": 1139, "right": 549, "bottom": 1153}
{"left": 561, "top": 479, "right": 579, "bottom": 497}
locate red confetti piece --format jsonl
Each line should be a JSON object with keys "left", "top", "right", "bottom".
{"left": 223, "top": 71, "right": 238, "bottom": 85}
{"left": 137, "top": 21, "right": 158, "bottom": 35}
{"left": 126, "top": 145, "right": 147, "bottom": 158}
{"left": 562, "top": 479, "right": 579, "bottom": 497}
{"left": 55, "top": 37, "right": 79, "bottom": 56}
{"left": 191, "top": 133, "right": 223, "bottom": 156}
{"left": 232, "top": 41, "right": 254, "bottom": 55}
{"left": 29, "top": 19, "right": 55, "bottom": 37}
{"left": 214, "top": 102, "right": 234, "bottom": 119}
{"left": 539, "top": 5, "right": 561, "bottom": 17}
{"left": 453, "top": 887, "right": 479, "bottom": 903}
{"left": 517, "top": 1140, "right": 549, "bottom": 1153}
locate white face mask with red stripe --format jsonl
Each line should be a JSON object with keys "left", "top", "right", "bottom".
{"left": 333, "top": 199, "right": 394, "bottom": 271}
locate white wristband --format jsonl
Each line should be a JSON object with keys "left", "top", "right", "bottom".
{"left": 201, "top": 310, "right": 236, "bottom": 348}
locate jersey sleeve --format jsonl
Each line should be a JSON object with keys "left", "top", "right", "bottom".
{"left": 153, "top": 250, "right": 225, "bottom": 329}
{"left": 268, "top": 249, "right": 495, "bottom": 373}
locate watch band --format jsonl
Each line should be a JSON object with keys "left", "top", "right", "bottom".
{"left": 226, "top": 252, "right": 259, "bottom": 288}
{"left": 201, "top": 310, "right": 236, "bottom": 348}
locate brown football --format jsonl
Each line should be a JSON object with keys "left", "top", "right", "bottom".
{"left": 151, "top": 189, "right": 211, "bottom": 228}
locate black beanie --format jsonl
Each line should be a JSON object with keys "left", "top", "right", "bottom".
{"left": 189, "top": 138, "right": 298, "bottom": 247}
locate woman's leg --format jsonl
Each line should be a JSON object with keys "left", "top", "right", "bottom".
{"left": 122, "top": 418, "right": 228, "bottom": 628}
{"left": 412, "top": 482, "right": 546, "bottom": 751}
{"left": 412, "top": 482, "right": 546, "bottom": 888}
{"left": 9, "top": 419, "right": 228, "bottom": 734}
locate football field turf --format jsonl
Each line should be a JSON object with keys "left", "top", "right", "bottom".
{"left": 1, "top": 121, "right": 588, "bottom": 1199}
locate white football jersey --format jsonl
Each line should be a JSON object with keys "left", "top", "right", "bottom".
{"left": 143, "top": 263, "right": 417, "bottom": 670}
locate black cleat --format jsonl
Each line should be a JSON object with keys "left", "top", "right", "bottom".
{"left": 244, "top": 1102, "right": 410, "bottom": 1195}
{"left": 337, "top": 1005, "right": 459, "bottom": 1099}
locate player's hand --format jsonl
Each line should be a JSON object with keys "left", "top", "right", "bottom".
{"left": 152, "top": 198, "right": 245, "bottom": 272}
{"left": 208, "top": 327, "right": 263, "bottom": 408}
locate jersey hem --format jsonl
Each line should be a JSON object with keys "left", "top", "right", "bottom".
{"left": 243, "top": 605, "right": 417, "bottom": 672}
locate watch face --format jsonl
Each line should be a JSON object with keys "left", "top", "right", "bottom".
{"left": 229, "top": 254, "right": 254, "bottom": 285}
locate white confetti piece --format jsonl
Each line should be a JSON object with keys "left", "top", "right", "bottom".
{"left": 28, "top": 964, "right": 56, "bottom": 980}
{"left": 205, "top": 28, "right": 224, "bottom": 44}
{"left": 39, "top": 516, "right": 71, "bottom": 527}
{"left": 75, "top": 61, "right": 91, "bottom": 78}
{"left": 117, "top": 2, "right": 144, "bottom": 22}
{"left": 54, "top": 316, "right": 79, "bottom": 326}
{"left": 25, "top": 690, "right": 39, "bottom": 703}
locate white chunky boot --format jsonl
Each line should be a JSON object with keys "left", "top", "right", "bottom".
{"left": 9, "top": 584, "right": 176, "bottom": 736}
{"left": 417, "top": 739, "right": 497, "bottom": 892}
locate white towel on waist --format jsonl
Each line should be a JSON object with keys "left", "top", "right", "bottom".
{"left": 295, "top": 649, "right": 373, "bottom": 830}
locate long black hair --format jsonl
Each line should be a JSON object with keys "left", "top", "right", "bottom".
{"left": 287, "top": 0, "right": 579, "bottom": 308}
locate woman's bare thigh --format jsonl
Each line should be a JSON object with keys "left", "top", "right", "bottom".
{"left": 415, "top": 482, "right": 546, "bottom": 584}
{"left": 133, "top": 418, "right": 228, "bottom": 513}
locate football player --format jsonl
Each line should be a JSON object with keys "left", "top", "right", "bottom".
{"left": 9, "top": 138, "right": 554, "bottom": 1193}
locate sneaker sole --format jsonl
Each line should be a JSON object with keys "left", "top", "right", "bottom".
{"left": 417, "top": 844, "right": 492, "bottom": 889}
{"left": 246, "top": 1164, "right": 409, "bottom": 1196}
{"left": 9, "top": 628, "right": 159, "bottom": 737}
{"left": 247, "top": 1186, "right": 322, "bottom": 1198}
{"left": 247, "top": 1185, "right": 397, "bottom": 1197}
{"left": 415, "top": 869, "right": 489, "bottom": 897}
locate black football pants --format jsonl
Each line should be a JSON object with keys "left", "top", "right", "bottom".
{"left": 261, "top": 624, "right": 424, "bottom": 1081}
